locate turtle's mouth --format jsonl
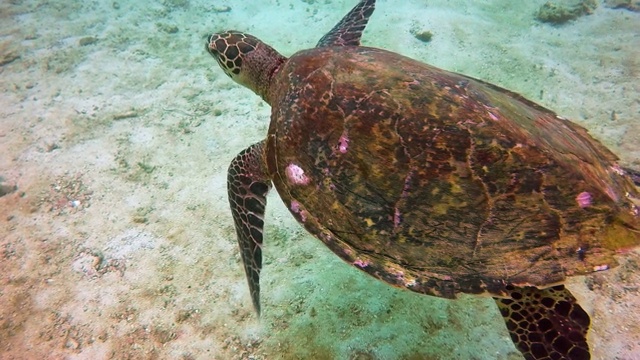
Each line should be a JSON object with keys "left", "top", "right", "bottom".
{"left": 205, "top": 35, "right": 218, "bottom": 57}
{"left": 205, "top": 39, "right": 225, "bottom": 75}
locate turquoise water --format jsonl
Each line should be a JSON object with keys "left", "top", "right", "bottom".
{"left": 1, "top": 1, "right": 639, "bottom": 359}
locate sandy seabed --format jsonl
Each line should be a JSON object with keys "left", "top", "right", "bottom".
{"left": 1, "top": 0, "right": 639, "bottom": 359}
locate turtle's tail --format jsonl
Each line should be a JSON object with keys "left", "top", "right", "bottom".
{"left": 494, "top": 285, "right": 590, "bottom": 360}
{"left": 623, "top": 166, "right": 640, "bottom": 187}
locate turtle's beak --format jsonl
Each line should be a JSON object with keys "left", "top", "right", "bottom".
{"left": 205, "top": 35, "right": 217, "bottom": 57}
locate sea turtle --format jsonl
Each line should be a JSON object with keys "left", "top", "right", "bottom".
{"left": 205, "top": 0, "right": 640, "bottom": 359}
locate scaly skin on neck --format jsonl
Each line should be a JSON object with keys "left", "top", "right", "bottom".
{"left": 242, "top": 42, "right": 286, "bottom": 104}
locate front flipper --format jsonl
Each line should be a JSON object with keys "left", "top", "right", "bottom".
{"left": 228, "top": 140, "right": 271, "bottom": 315}
{"left": 494, "top": 285, "right": 590, "bottom": 360}
{"left": 316, "top": 0, "right": 376, "bottom": 48}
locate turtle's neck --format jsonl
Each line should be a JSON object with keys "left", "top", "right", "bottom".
{"left": 243, "top": 42, "right": 287, "bottom": 105}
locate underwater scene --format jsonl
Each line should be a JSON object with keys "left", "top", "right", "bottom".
{"left": 1, "top": 0, "right": 639, "bottom": 359}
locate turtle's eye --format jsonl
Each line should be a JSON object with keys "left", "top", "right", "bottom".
{"left": 206, "top": 31, "right": 258, "bottom": 78}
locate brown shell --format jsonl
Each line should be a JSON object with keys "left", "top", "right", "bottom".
{"left": 265, "top": 46, "right": 640, "bottom": 298}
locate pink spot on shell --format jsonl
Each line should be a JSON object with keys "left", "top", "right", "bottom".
{"left": 404, "top": 279, "right": 417, "bottom": 287}
{"left": 290, "top": 200, "right": 307, "bottom": 222}
{"left": 576, "top": 191, "right": 592, "bottom": 208}
{"left": 338, "top": 133, "right": 349, "bottom": 154}
{"left": 290, "top": 200, "right": 301, "bottom": 213}
{"left": 393, "top": 208, "right": 402, "bottom": 228}
{"left": 285, "top": 163, "right": 310, "bottom": 185}
{"left": 353, "top": 259, "right": 370, "bottom": 268}
{"left": 611, "top": 165, "right": 625, "bottom": 176}
{"left": 593, "top": 264, "right": 609, "bottom": 272}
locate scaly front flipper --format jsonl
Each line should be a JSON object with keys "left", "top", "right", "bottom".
{"left": 227, "top": 140, "right": 271, "bottom": 315}
{"left": 494, "top": 285, "right": 590, "bottom": 360}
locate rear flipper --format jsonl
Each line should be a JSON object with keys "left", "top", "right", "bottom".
{"left": 494, "top": 285, "right": 590, "bottom": 360}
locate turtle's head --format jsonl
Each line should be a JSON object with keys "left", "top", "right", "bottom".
{"left": 207, "top": 31, "right": 286, "bottom": 104}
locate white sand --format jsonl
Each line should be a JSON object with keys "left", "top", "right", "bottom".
{"left": 1, "top": 0, "right": 639, "bottom": 359}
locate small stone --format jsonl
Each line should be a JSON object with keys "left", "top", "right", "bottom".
{"left": 535, "top": 0, "right": 597, "bottom": 24}
{"left": 0, "top": 51, "right": 20, "bottom": 66}
{"left": 79, "top": 36, "right": 98, "bottom": 46}
{"left": 412, "top": 30, "right": 433, "bottom": 43}
{"left": 0, "top": 183, "right": 18, "bottom": 197}
{"left": 157, "top": 23, "right": 179, "bottom": 34}
{"left": 113, "top": 110, "right": 139, "bottom": 120}
{"left": 605, "top": 0, "right": 640, "bottom": 11}
{"left": 212, "top": 5, "right": 231, "bottom": 13}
